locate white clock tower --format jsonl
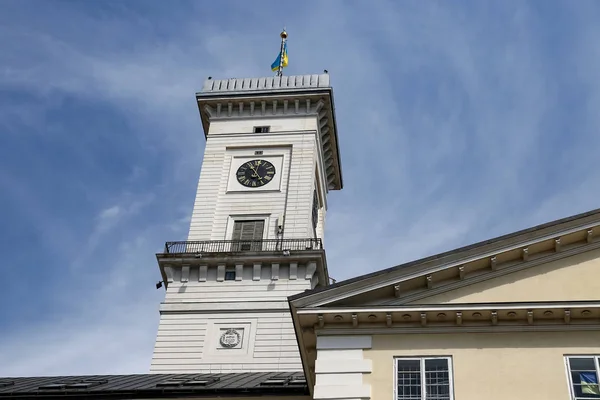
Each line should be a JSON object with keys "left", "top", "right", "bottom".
{"left": 150, "top": 71, "right": 343, "bottom": 373}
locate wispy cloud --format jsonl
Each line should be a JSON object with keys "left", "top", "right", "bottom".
{"left": 0, "top": 298, "right": 159, "bottom": 376}
{"left": 2, "top": 0, "right": 600, "bottom": 376}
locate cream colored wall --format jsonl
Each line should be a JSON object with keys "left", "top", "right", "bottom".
{"left": 365, "top": 331, "right": 600, "bottom": 400}
{"left": 415, "top": 247, "right": 600, "bottom": 304}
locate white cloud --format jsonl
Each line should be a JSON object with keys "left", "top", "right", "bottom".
{"left": 99, "top": 205, "right": 121, "bottom": 221}
{"left": 0, "top": 299, "right": 159, "bottom": 376}
{"left": 3, "top": 1, "right": 600, "bottom": 377}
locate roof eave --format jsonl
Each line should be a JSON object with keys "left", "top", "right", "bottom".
{"left": 290, "top": 207, "right": 600, "bottom": 308}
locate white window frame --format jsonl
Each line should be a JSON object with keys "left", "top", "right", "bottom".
{"left": 565, "top": 355, "right": 600, "bottom": 400}
{"left": 393, "top": 356, "right": 454, "bottom": 400}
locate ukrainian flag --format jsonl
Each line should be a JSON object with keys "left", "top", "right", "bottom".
{"left": 581, "top": 372, "right": 600, "bottom": 395}
{"left": 271, "top": 42, "right": 288, "bottom": 72}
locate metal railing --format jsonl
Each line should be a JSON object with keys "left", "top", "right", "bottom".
{"left": 163, "top": 238, "right": 323, "bottom": 254}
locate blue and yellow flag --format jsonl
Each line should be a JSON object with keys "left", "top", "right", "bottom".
{"left": 271, "top": 42, "right": 288, "bottom": 72}
{"left": 581, "top": 372, "right": 600, "bottom": 395}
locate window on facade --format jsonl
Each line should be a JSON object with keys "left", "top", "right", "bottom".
{"left": 312, "top": 189, "right": 319, "bottom": 230}
{"left": 232, "top": 220, "right": 264, "bottom": 251}
{"left": 567, "top": 356, "right": 600, "bottom": 399}
{"left": 224, "top": 270, "right": 236, "bottom": 281}
{"left": 253, "top": 126, "right": 270, "bottom": 133}
{"left": 395, "top": 357, "right": 453, "bottom": 400}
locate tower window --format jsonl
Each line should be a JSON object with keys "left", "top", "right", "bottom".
{"left": 232, "top": 220, "right": 265, "bottom": 251}
{"left": 253, "top": 126, "right": 270, "bottom": 133}
{"left": 224, "top": 270, "right": 236, "bottom": 281}
{"left": 312, "top": 190, "right": 320, "bottom": 229}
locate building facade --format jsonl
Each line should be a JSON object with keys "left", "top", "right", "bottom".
{"left": 290, "top": 209, "right": 600, "bottom": 400}
{"left": 151, "top": 74, "right": 343, "bottom": 373}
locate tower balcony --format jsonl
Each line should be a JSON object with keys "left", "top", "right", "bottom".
{"left": 156, "top": 238, "right": 329, "bottom": 290}
{"left": 163, "top": 238, "right": 322, "bottom": 255}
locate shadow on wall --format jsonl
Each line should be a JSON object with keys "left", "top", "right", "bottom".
{"left": 413, "top": 247, "right": 600, "bottom": 304}
{"left": 371, "top": 330, "right": 600, "bottom": 350}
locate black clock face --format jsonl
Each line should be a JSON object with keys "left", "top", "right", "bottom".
{"left": 236, "top": 159, "right": 276, "bottom": 188}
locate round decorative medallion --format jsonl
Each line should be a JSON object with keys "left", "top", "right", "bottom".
{"left": 219, "top": 329, "right": 241, "bottom": 348}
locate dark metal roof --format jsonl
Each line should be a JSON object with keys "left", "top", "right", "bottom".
{"left": 0, "top": 372, "right": 308, "bottom": 399}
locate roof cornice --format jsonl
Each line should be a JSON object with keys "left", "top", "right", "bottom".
{"left": 195, "top": 74, "right": 343, "bottom": 190}
{"left": 297, "top": 300, "right": 600, "bottom": 314}
{"left": 297, "top": 300, "right": 600, "bottom": 336}
{"left": 290, "top": 300, "right": 600, "bottom": 391}
{"left": 290, "top": 208, "right": 600, "bottom": 307}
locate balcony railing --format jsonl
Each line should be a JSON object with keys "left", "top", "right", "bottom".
{"left": 163, "top": 238, "right": 323, "bottom": 254}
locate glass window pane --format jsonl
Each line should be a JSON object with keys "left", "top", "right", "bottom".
{"left": 570, "top": 358, "right": 597, "bottom": 371}
{"left": 425, "top": 359, "right": 449, "bottom": 371}
{"left": 398, "top": 359, "right": 421, "bottom": 371}
{"left": 224, "top": 271, "right": 236, "bottom": 281}
{"left": 425, "top": 359, "right": 450, "bottom": 400}
{"left": 572, "top": 383, "right": 600, "bottom": 398}
{"left": 572, "top": 371, "right": 600, "bottom": 384}
{"left": 397, "top": 360, "right": 421, "bottom": 400}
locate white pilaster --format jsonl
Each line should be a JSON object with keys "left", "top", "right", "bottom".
{"left": 199, "top": 265, "right": 207, "bottom": 282}
{"left": 235, "top": 263, "right": 244, "bottom": 281}
{"left": 313, "top": 336, "right": 372, "bottom": 400}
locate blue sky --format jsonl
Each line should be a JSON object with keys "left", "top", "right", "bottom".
{"left": 2, "top": 0, "right": 600, "bottom": 376}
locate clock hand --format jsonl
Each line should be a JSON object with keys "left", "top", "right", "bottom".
{"left": 248, "top": 164, "right": 260, "bottom": 178}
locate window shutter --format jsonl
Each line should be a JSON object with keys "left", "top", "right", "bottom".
{"left": 232, "top": 221, "right": 243, "bottom": 240}
{"left": 252, "top": 220, "right": 265, "bottom": 240}
{"left": 232, "top": 220, "right": 264, "bottom": 251}
{"left": 239, "top": 222, "right": 254, "bottom": 241}
{"left": 312, "top": 190, "right": 319, "bottom": 229}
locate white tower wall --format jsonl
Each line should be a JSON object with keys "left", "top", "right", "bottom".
{"left": 151, "top": 74, "right": 342, "bottom": 373}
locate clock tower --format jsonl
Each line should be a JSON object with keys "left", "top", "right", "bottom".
{"left": 150, "top": 72, "right": 343, "bottom": 373}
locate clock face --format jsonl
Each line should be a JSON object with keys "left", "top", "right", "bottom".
{"left": 236, "top": 159, "right": 276, "bottom": 188}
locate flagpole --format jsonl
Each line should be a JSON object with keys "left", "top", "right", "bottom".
{"left": 277, "top": 29, "right": 287, "bottom": 77}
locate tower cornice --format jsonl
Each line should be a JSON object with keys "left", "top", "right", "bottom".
{"left": 156, "top": 238, "right": 329, "bottom": 290}
{"left": 195, "top": 74, "right": 343, "bottom": 190}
